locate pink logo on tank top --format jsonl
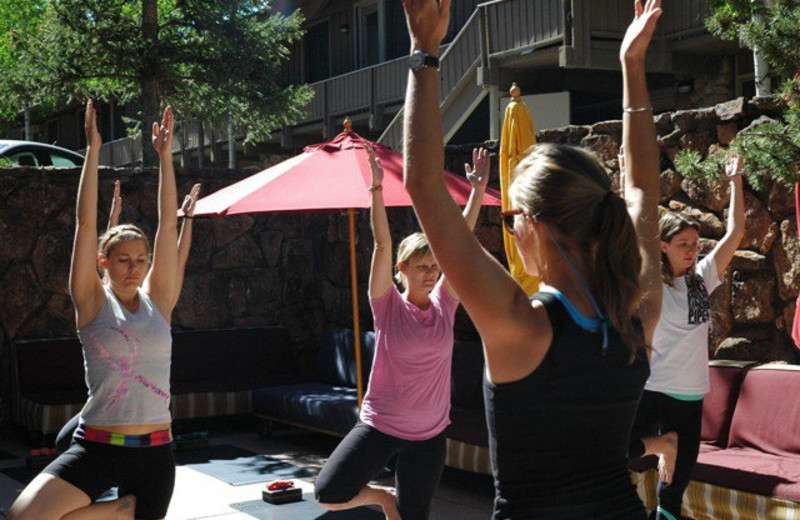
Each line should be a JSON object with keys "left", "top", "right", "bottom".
{"left": 84, "top": 327, "right": 170, "bottom": 409}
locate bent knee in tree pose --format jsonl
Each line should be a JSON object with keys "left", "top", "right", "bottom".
{"left": 401, "top": 0, "right": 665, "bottom": 518}
{"left": 8, "top": 101, "right": 181, "bottom": 520}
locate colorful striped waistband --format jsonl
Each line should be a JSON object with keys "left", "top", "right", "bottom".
{"left": 75, "top": 424, "right": 173, "bottom": 447}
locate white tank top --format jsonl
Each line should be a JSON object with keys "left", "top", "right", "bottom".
{"left": 77, "top": 286, "right": 172, "bottom": 426}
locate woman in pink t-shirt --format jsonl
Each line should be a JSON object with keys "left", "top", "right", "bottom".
{"left": 315, "top": 145, "right": 489, "bottom": 520}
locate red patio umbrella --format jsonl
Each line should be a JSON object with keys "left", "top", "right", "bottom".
{"left": 192, "top": 120, "right": 502, "bottom": 404}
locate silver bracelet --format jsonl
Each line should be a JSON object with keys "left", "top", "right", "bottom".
{"left": 623, "top": 105, "right": 653, "bottom": 114}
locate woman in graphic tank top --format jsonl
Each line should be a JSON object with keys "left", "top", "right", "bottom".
{"left": 9, "top": 103, "right": 182, "bottom": 520}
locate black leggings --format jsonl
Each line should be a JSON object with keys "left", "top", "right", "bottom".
{"left": 315, "top": 421, "right": 447, "bottom": 520}
{"left": 56, "top": 413, "right": 81, "bottom": 453}
{"left": 629, "top": 390, "right": 703, "bottom": 520}
{"left": 43, "top": 438, "right": 175, "bottom": 520}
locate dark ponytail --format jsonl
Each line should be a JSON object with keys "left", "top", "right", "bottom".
{"left": 510, "top": 143, "right": 646, "bottom": 359}
{"left": 593, "top": 193, "right": 646, "bottom": 359}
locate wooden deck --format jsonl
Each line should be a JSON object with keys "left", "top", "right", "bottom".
{"left": 95, "top": 0, "right": 710, "bottom": 165}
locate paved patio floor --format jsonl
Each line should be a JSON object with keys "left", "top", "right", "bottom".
{"left": 0, "top": 420, "right": 494, "bottom": 519}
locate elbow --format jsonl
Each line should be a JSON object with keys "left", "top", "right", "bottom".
{"left": 373, "top": 240, "right": 390, "bottom": 252}
{"left": 404, "top": 173, "right": 440, "bottom": 203}
{"left": 404, "top": 174, "right": 425, "bottom": 199}
{"left": 75, "top": 215, "right": 96, "bottom": 231}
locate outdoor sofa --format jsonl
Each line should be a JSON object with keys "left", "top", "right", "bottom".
{"left": 631, "top": 361, "right": 800, "bottom": 519}
{"left": 10, "top": 326, "right": 299, "bottom": 446}
{"left": 251, "top": 328, "right": 493, "bottom": 474}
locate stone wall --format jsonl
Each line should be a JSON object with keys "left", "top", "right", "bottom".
{"left": 537, "top": 96, "right": 800, "bottom": 364}
{"left": 0, "top": 163, "right": 499, "bottom": 432}
{"left": 1, "top": 95, "right": 798, "bottom": 432}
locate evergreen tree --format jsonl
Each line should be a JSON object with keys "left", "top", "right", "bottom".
{"left": 676, "top": 0, "right": 800, "bottom": 187}
{"left": 0, "top": 0, "right": 312, "bottom": 166}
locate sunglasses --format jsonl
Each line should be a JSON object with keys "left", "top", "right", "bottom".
{"left": 500, "top": 209, "right": 535, "bottom": 235}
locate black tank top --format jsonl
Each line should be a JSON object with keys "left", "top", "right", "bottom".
{"left": 484, "top": 292, "right": 649, "bottom": 519}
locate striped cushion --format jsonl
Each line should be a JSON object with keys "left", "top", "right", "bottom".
{"left": 170, "top": 391, "right": 252, "bottom": 421}
{"left": 444, "top": 438, "right": 492, "bottom": 475}
{"left": 632, "top": 468, "right": 800, "bottom": 519}
{"left": 14, "top": 397, "right": 84, "bottom": 436}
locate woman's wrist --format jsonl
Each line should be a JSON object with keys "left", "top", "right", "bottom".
{"left": 410, "top": 40, "right": 441, "bottom": 57}
{"left": 368, "top": 184, "right": 383, "bottom": 193}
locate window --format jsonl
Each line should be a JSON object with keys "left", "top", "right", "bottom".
{"left": 50, "top": 153, "right": 80, "bottom": 167}
{"left": 357, "top": 3, "right": 380, "bottom": 67}
{"left": 304, "top": 21, "right": 331, "bottom": 83}
{"left": 10, "top": 152, "right": 39, "bottom": 166}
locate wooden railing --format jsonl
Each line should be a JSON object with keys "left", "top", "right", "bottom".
{"left": 89, "top": 118, "right": 245, "bottom": 167}
{"left": 292, "top": 0, "right": 710, "bottom": 145}
{"left": 304, "top": 56, "right": 408, "bottom": 125}
{"left": 379, "top": 0, "right": 567, "bottom": 149}
{"left": 586, "top": 0, "right": 709, "bottom": 39}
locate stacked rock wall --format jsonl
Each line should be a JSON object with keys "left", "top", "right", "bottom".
{"left": 536, "top": 96, "right": 800, "bottom": 364}
{"left": 0, "top": 164, "right": 498, "bottom": 433}
{"left": 1, "top": 96, "right": 798, "bottom": 433}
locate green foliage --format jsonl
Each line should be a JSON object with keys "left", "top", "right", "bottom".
{"left": 674, "top": 148, "right": 730, "bottom": 182}
{"left": 0, "top": 0, "right": 313, "bottom": 145}
{"left": 729, "top": 108, "right": 800, "bottom": 190}
{"left": 0, "top": 0, "right": 48, "bottom": 119}
{"left": 683, "top": 1, "right": 800, "bottom": 189}
{"left": 707, "top": 1, "right": 800, "bottom": 78}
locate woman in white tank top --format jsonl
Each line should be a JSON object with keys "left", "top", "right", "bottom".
{"left": 9, "top": 101, "right": 181, "bottom": 520}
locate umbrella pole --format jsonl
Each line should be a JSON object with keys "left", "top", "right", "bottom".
{"left": 348, "top": 208, "right": 364, "bottom": 408}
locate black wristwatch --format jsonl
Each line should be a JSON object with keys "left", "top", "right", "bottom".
{"left": 408, "top": 50, "right": 440, "bottom": 71}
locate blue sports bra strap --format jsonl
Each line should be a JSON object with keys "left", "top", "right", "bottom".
{"left": 540, "top": 222, "right": 609, "bottom": 353}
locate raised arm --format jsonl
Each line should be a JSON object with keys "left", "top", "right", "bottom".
{"left": 70, "top": 101, "right": 105, "bottom": 329}
{"left": 144, "top": 107, "right": 179, "bottom": 320}
{"left": 440, "top": 147, "right": 490, "bottom": 299}
{"left": 707, "top": 157, "right": 745, "bottom": 276}
{"left": 620, "top": 0, "right": 663, "bottom": 344}
{"left": 367, "top": 144, "right": 393, "bottom": 299}
{"left": 462, "top": 147, "right": 489, "bottom": 231}
{"left": 107, "top": 180, "right": 121, "bottom": 230}
{"left": 172, "top": 183, "right": 201, "bottom": 308}
{"left": 402, "top": 0, "right": 543, "bottom": 380}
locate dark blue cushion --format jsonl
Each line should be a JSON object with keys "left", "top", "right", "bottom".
{"left": 450, "top": 340, "right": 485, "bottom": 409}
{"left": 171, "top": 327, "right": 297, "bottom": 392}
{"left": 252, "top": 383, "right": 360, "bottom": 436}
{"left": 14, "top": 338, "right": 86, "bottom": 398}
{"left": 315, "top": 329, "right": 375, "bottom": 388}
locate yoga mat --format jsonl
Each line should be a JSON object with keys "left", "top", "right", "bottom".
{"left": 0, "top": 450, "right": 17, "bottom": 461}
{"left": 177, "top": 445, "right": 313, "bottom": 486}
{"left": 0, "top": 465, "right": 38, "bottom": 485}
{"left": 230, "top": 495, "right": 384, "bottom": 520}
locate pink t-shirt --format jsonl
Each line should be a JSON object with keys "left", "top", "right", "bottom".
{"left": 360, "top": 279, "right": 460, "bottom": 441}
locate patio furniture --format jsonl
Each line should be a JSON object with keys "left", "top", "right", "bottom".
{"left": 632, "top": 362, "right": 800, "bottom": 520}
{"left": 252, "top": 328, "right": 494, "bottom": 474}
{"left": 10, "top": 326, "right": 299, "bottom": 447}
{"left": 252, "top": 328, "right": 376, "bottom": 437}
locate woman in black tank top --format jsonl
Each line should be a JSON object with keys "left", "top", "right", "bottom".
{"left": 401, "top": 0, "right": 666, "bottom": 517}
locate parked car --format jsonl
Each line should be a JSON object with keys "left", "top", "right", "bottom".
{"left": 0, "top": 140, "right": 84, "bottom": 167}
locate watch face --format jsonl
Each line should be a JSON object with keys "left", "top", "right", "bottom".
{"left": 409, "top": 52, "right": 424, "bottom": 70}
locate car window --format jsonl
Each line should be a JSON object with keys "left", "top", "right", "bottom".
{"left": 50, "top": 153, "right": 79, "bottom": 167}
{"left": 10, "top": 152, "right": 39, "bottom": 167}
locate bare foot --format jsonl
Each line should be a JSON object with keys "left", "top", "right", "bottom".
{"left": 114, "top": 494, "right": 136, "bottom": 520}
{"left": 658, "top": 431, "right": 678, "bottom": 485}
{"left": 378, "top": 488, "right": 403, "bottom": 520}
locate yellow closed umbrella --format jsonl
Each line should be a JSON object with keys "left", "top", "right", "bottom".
{"left": 499, "top": 83, "right": 539, "bottom": 296}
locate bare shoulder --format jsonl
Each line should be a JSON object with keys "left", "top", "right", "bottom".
{"left": 483, "top": 296, "right": 553, "bottom": 384}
